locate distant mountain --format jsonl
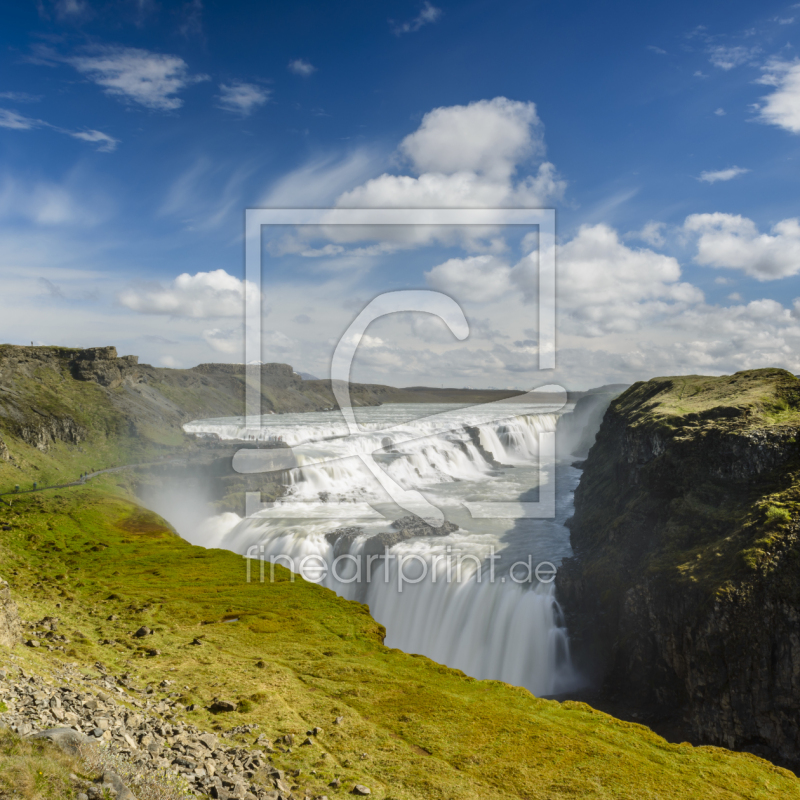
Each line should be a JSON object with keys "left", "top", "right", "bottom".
{"left": 297, "top": 371, "right": 319, "bottom": 380}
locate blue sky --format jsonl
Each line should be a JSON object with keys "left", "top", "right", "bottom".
{"left": 2, "top": 0, "right": 800, "bottom": 389}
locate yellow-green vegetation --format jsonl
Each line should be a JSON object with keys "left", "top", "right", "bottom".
{"left": 1, "top": 485, "right": 798, "bottom": 799}
{"left": 0, "top": 726, "right": 81, "bottom": 799}
{"left": 616, "top": 368, "right": 800, "bottom": 428}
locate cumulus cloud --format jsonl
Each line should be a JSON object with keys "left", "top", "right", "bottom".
{"left": 756, "top": 58, "right": 800, "bottom": 133}
{"left": 392, "top": 2, "right": 442, "bottom": 35}
{"left": 333, "top": 98, "right": 565, "bottom": 224}
{"left": 708, "top": 45, "right": 759, "bottom": 70}
{"left": 425, "top": 255, "right": 514, "bottom": 302}
{"left": 218, "top": 82, "right": 270, "bottom": 116}
{"left": 685, "top": 212, "right": 800, "bottom": 280}
{"left": 553, "top": 224, "right": 703, "bottom": 336}
{"left": 698, "top": 166, "right": 749, "bottom": 183}
{"left": 400, "top": 97, "right": 542, "bottom": 180}
{"left": 288, "top": 59, "right": 316, "bottom": 77}
{"left": 118, "top": 270, "right": 260, "bottom": 317}
{"left": 69, "top": 46, "right": 208, "bottom": 111}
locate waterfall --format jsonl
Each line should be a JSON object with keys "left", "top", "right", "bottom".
{"left": 183, "top": 402, "right": 583, "bottom": 696}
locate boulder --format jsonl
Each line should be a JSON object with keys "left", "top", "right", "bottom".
{"left": 29, "top": 727, "right": 93, "bottom": 756}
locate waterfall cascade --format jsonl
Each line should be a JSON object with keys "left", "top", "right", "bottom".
{"left": 183, "top": 402, "right": 583, "bottom": 696}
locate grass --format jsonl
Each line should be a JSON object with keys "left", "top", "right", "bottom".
{"left": 614, "top": 368, "right": 800, "bottom": 431}
{"left": 0, "top": 726, "right": 195, "bottom": 800}
{"left": 1, "top": 485, "right": 799, "bottom": 799}
{"left": 0, "top": 727, "right": 81, "bottom": 800}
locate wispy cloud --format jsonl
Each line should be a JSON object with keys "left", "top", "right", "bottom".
{"left": 179, "top": 0, "right": 204, "bottom": 39}
{"left": 0, "top": 91, "right": 42, "bottom": 103}
{"left": 698, "top": 166, "right": 749, "bottom": 183}
{"left": 38, "top": 0, "right": 92, "bottom": 22}
{"left": 217, "top": 82, "right": 270, "bottom": 116}
{"left": 647, "top": 45, "right": 667, "bottom": 55}
{"left": 707, "top": 44, "right": 760, "bottom": 70}
{"left": 392, "top": 2, "right": 442, "bottom": 35}
{"left": 288, "top": 59, "right": 316, "bottom": 77}
{"left": 67, "top": 129, "right": 119, "bottom": 152}
{"left": 0, "top": 107, "right": 118, "bottom": 151}
{"left": 68, "top": 45, "right": 209, "bottom": 111}
{"left": 714, "top": 107, "right": 726, "bottom": 116}
{"left": 0, "top": 109, "right": 39, "bottom": 130}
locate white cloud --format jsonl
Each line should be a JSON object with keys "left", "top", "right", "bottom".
{"left": 685, "top": 212, "right": 800, "bottom": 280}
{"left": 425, "top": 255, "right": 513, "bottom": 302}
{"left": 288, "top": 59, "right": 316, "bottom": 77}
{"left": 756, "top": 58, "right": 800, "bottom": 133}
{"left": 118, "top": 270, "right": 260, "bottom": 317}
{"left": 217, "top": 82, "right": 270, "bottom": 116}
{"left": 554, "top": 224, "right": 703, "bottom": 336}
{"left": 708, "top": 45, "right": 759, "bottom": 70}
{"left": 332, "top": 98, "right": 565, "bottom": 232}
{"left": 202, "top": 327, "right": 241, "bottom": 354}
{"left": 0, "top": 108, "right": 117, "bottom": 151}
{"left": 714, "top": 107, "right": 726, "bottom": 116}
{"left": 67, "top": 129, "right": 119, "bottom": 152}
{"left": 392, "top": 2, "right": 442, "bottom": 35}
{"left": 0, "top": 109, "right": 38, "bottom": 130}
{"left": 400, "top": 97, "right": 543, "bottom": 180}
{"left": 647, "top": 45, "right": 667, "bottom": 55}
{"left": 698, "top": 166, "right": 749, "bottom": 183}
{"left": 69, "top": 46, "right": 208, "bottom": 111}
{"left": 628, "top": 221, "right": 666, "bottom": 247}
{"left": 261, "top": 149, "right": 381, "bottom": 208}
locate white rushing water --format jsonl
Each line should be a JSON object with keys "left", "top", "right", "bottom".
{"left": 182, "top": 402, "right": 584, "bottom": 696}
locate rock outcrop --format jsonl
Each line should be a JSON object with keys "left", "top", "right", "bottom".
{"left": 0, "top": 576, "right": 21, "bottom": 647}
{"left": 557, "top": 368, "right": 800, "bottom": 769}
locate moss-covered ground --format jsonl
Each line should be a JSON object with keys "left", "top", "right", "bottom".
{"left": 1, "top": 481, "right": 798, "bottom": 799}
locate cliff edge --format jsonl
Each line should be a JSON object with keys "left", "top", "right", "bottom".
{"left": 557, "top": 368, "right": 800, "bottom": 769}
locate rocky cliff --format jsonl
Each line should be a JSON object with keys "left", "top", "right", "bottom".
{"left": 557, "top": 368, "right": 800, "bottom": 769}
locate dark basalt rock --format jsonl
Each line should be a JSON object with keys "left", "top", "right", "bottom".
{"left": 325, "top": 515, "right": 459, "bottom": 559}
{"left": 557, "top": 368, "right": 800, "bottom": 770}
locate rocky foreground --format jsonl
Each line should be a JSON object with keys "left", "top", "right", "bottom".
{"left": 0, "top": 644, "right": 366, "bottom": 800}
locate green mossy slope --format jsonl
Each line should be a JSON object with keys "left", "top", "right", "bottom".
{"left": 1, "top": 483, "right": 798, "bottom": 799}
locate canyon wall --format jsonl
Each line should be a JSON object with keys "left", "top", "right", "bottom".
{"left": 557, "top": 368, "right": 800, "bottom": 768}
